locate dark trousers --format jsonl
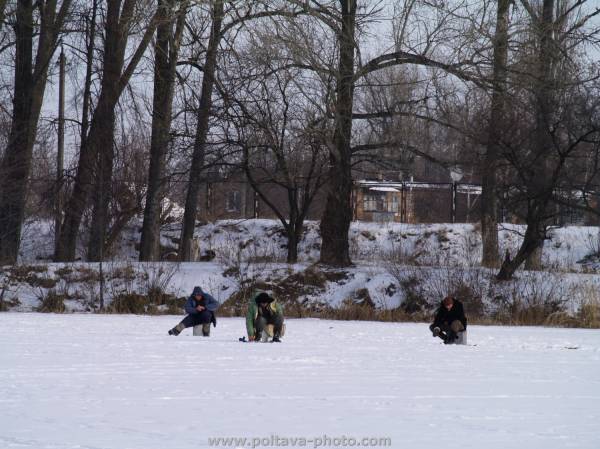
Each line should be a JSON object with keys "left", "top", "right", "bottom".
{"left": 180, "top": 310, "right": 213, "bottom": 328}
{"left": 255, "top": 314, "right": 284, "bottom": 338}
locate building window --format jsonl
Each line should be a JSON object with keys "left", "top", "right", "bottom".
{"left": 364, "top": 192, "right": 386, "bottom": 212}
{"left": 389, "top": 194, "right": 399, "bottom": 213}
{"left": 226, "top": 190, "right": 241, "bottom": 212}
{"left": 558, "top": 204, "right": 585, "bottom": 225}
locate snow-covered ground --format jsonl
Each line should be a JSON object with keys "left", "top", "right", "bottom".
{"left": 1, "top": 314, "right": 599, "bottom": 449}
{"left": 6, "top": 219, "right": 600, "bottom": 318}
{"left": 18, "top": 219, "right": 600, "bottom": 272}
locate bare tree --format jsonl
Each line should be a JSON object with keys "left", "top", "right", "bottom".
{"left": 178, "top": 0, "right": 224, "bottom": 261}
{"left": 222, "top": 56, "right": 330, "bottom": 262}
{"left": 497, "top": 0, "right": 600, "bottom": 279}
{"left": 56, "top": 0, "right": 160, "bottom": 261}
{"left": 139, "top": 0, "right": 188, "bottom": 261}
{"left": 0, "top": 0, "right": 73, "bottom": 264}
{"left": 291, "top": 0, "right": 487, "bottom": 266}
{"left": 177, "top": 0, "right": 307, "bottom": 260}
{"left": 481, "top": 0, "right": 511, "bottom": 268}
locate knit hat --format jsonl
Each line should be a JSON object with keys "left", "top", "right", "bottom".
{"left": 255, "top": 292, "right": 273, "bottom": 304}
{"left": 192, "top": 286, "right": 204, "bottom": 296}
{"left": 443, "top": 296, "right": 454, "bottom": 306}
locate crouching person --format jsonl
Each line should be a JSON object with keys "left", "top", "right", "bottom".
{"left": 168, "top": 286, "right": 218, "bottom": 336}
{"left": 430, "top": 296, "right": 467, "bottom": 344}
{"left": 246, "top": 292, "right": 284, "bottom": 342}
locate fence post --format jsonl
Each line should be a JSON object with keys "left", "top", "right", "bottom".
{"left": 253, "top": 190, "right": 259, "bottom": 218}
{"left": 451, "top": 182, "right": 457, "bottom": 223}
{"left": 400, "top": 182, "right": 406, "bottom": 222}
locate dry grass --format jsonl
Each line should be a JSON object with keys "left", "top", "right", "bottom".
{"left": 36, "top": 290, "right": 67, "bottom": 313}
{"left": 106, "top": 292, "right": 183, "bottom": 315}
{"left": 575, "top": 298, "right": 600, "bottom": 328}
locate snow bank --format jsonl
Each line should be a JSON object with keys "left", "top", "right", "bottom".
{"left": 18, "top": 219, "right": 600, "bottom": 273}
{"left": 7, "top": 219, "right": 600, "bottom": 319}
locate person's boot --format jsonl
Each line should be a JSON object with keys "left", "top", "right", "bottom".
{"left": 202, "top": 323, "right": 211, "bottom": 337}
{"left": 435, "top": 328, "right": 448, "bottom": 342}
{"left": 255, "top": 332, "right": 262, "bottom": 342}
{"left": 272, "top": 335, "right": 281, "bottom": 343}
{"left": 168, "top": 323, "right": 185, "bottom": 336}
{"left": 444, "top": 330, "right": 457, "bottom": 344}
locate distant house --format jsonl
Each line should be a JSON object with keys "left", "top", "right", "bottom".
{"left": 353, "top": 180, "right": 482, "bottom": 223}
{"left": 194, "top": 172, "right": 598, "bottom": 226}
{"left": 197, "top": 171, "right": 326, "bottom": 222}
{"left": 196, "top": 170, "right": 483, "bottom": 224}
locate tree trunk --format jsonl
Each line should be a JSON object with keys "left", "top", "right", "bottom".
{"left": 286, "top": 217, "right": 305, "bottom": 264}
{"left": 86, "top": 0, "right": 129, "bottom": 261}
{"left": 0, "top": 0, "right": 71, "bottom": 264}
{"left": 287, "top": 230, "right": 299, "bottom": 264}
{"left": 79, "top": 1, "right": 97, "bottom": 161}
{"left": 284, "top": 189, "right": 302, "bottom": 263}
{"left": 0, "top": 0, "right": 8, "bottom": 32}
{"left": 140, "top": 0, "right": 186, "bottom": 261}
{"left": 0, "top": 0, "right": 34, "bottom": 264}
{"left": 57, "top": 0, "right": 158, "bottom": 261}
{"left": 481, "top": 0, "right": 510, "bottom": 268}
{"left": 496, "top": 0, "right": 555, "bottom": 280}
{"left": 87, "top": 114, "right": 116, "bottom": 261}
{"left": 54, "top": 0, "right": 97, "bottom": 261}
{"left": 524, "top": 241, "right": 544, "bottom": 270}
{"left": 179, "top": 0, "right": 224, "bottom": 261}
{"left": 318, "top": 0, "right": 356, "bottom": 267}
{"left": 497, "top": 217, "right": 546, "bottom": 279}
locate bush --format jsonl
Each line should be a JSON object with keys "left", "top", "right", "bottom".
{"left": 577, "top": 300, "right": 600, "bottom": 328}
{"left": 27, "top": 275, "right": 57, "bottom": 289}
{"left": 400, "top": 276, "right": 428, "bottom": 314}
{"left": 36, "top": 290, "right": 66, "bottom": 313}
{"left": 318, "top": 304, "right": 428, "bottom": 322}
{"left": 544, "top": 311, "right": 581, "bottom": 328}
{"left": 108, "top": 294, "right": 147, "bottom": 314}
{"left": 0, "top": 294, "right": 18, "bottom": 311}
{"left": 451, "top": 283, "right": 485, "bottom": 318}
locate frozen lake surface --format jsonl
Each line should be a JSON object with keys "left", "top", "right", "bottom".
{"left": 1, "top": 313, "right": 599, "bottom": 449}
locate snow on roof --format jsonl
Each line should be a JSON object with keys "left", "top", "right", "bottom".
{"left": 457, "top": 185, "right": 482, "bottom": 194}
{"left": 356, "top": 179, "right": 482, "bottom": 194}
{"left": 369, "top": 187, "right": 400, "bottom": 192}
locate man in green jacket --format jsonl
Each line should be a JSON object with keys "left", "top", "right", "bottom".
{"left": 246, "top": 292, "right": 284, "bottom": 342}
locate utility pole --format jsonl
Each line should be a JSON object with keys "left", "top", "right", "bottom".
{"left": 54, "top": 47, "right": 65, "bottom": 258}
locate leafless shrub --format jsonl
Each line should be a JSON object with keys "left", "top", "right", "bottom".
{"left": 140, "top": 262, "right": 181, "bottom": 304}
{"left": 491, "top": 271, "right": 569, "bottom": 325}
{"left": 217, "top": 229, "right": 283, "bottom": 290}
{"left": 107, "top": 293, "right": 147, "bottom": 314}
{"left": 105, "top": 261, "right": 141, "bottom": 300}
{"left": 583, "top": 228, "right": 600, "bottom": 257}
{"left": 460, "top": 229, "right": 481, "bottom": 268}
{"left": 577, "top": 300, "right": 600, "bottom": 328}
{"left": 0, "top": 283, "right": 20, "bottom": 311}
{"left": 35, "top": 289, "right": 67, "bottom": 313}
{"left": 574, "top": 285, "right": 600, "bottom": 328}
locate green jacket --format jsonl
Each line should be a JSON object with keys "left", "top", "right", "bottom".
{"left": 246, "top": 292, "right": 284, "bottom": 337}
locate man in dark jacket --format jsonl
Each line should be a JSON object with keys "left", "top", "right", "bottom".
{"left": 429, "top": 296, "right": 467, "bottom": 344}
{"left": 168, "top": 286, "right": 219, "bottom": 336}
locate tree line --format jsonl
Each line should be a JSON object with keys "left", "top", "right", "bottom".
{"left": 0, "top": 0, "right": 599, "bottom": 280}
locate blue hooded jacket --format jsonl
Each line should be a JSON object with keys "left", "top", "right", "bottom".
{"left": 184, "top": 286, "right": 219, "bottom": 315}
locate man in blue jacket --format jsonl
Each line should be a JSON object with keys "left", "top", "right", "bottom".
{"left": 168, "top": 286, "right": 219, "bottom": 336}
